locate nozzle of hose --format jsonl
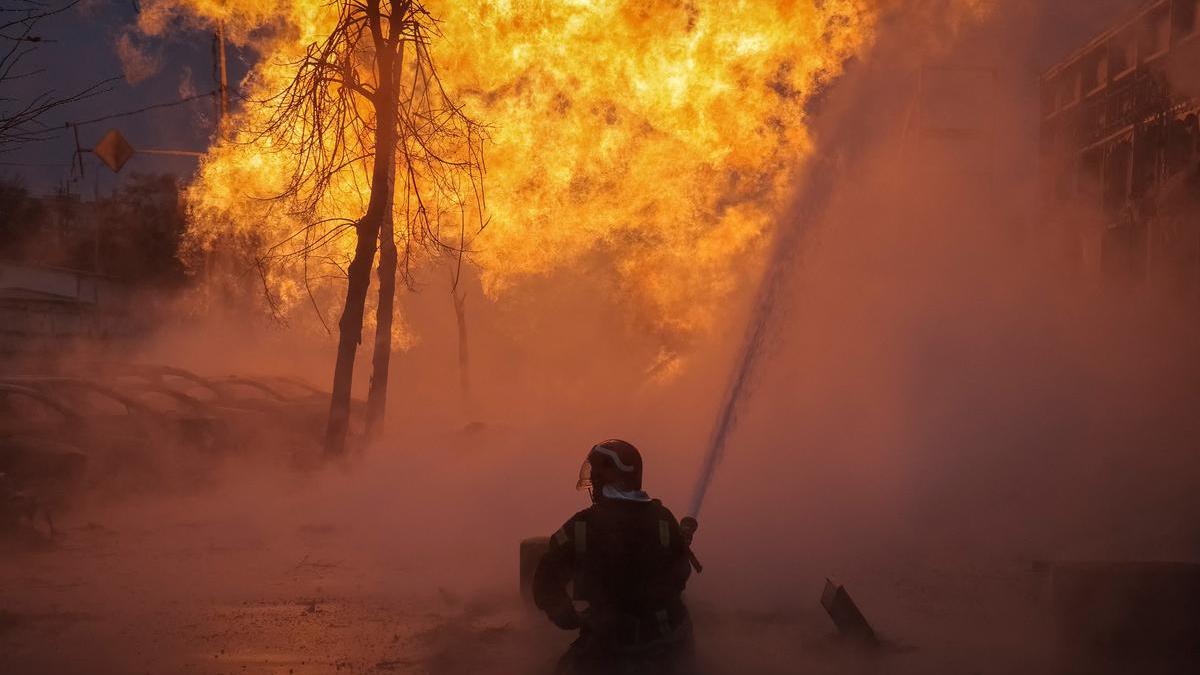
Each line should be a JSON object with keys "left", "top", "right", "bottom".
{"left": 679, "top": 516, "right": 702, "bottom": 574}
{"left": 679, "top": 516, "right": 698, "bottom": 546}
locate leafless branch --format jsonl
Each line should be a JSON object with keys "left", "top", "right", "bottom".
{"left": 245, "top": 0, "right": 489, "bottom": 306}
{"left": 0, "top": 0, "right": 114, "bottom": 153}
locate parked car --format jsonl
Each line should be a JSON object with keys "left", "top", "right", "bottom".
{"left": 0, "top": 377, "right": 226, "bottom": 493}
{"left": 0, "top": 384, "right": 89, "bottom": 525}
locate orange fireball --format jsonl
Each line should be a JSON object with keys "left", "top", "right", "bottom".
{"left": 138, "top": 1, "right": 880, "bottom": 347}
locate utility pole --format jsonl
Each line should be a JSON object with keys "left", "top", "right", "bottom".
{"left": 215, "top": 21, "right": 229, "bottom": 137}
{"left": 206, "top": 20, "right": 230, "bottom": 310}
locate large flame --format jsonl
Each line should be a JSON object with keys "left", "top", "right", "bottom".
{"left": 132, "top": 2, "right": 978, "bottom": 350}
{"left": 436, "top": 0, "right": 873, "bottom": 339}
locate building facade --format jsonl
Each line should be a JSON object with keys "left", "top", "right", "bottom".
{"left": 1040, "top": 0, "right": 1200, "bottom": 295}
{"left": 0, "top": 261, "right": 137, "bottom": 357}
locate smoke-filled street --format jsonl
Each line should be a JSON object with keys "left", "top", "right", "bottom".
{"left": 3, "top": 1, "right": 1199, "bottom": 674}
{"left": 0, "top": 448, "right": 1059, "bottom": 675}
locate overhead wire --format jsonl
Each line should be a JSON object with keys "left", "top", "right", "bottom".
{"left": 65, "top": 90, "right": 217, "bottom": 129}
{"left": 64, "top": 90, "right": 217, "bottom": 179}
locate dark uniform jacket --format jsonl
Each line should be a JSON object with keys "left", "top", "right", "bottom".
{"left": 533, "top": 497, "right": 692, "bottom": 650}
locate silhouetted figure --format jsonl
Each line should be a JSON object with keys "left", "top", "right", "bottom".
{"left": 534, "top": 439, "right": 695, "bottom": 675}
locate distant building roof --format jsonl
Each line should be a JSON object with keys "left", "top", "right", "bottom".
{"left": 0, "top": 261, "right": 111, "bottom": 305}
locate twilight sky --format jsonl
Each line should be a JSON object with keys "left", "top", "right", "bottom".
{"left": 2, "top": 0, "right": 250, "bottom": 195}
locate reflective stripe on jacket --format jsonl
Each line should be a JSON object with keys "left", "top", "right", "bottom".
{"left": 533, "top": 498, "right": 692, "bottom": 647}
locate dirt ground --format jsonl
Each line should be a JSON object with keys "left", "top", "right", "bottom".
{"left": 0, "top": 498, "right": 1070, "bottom": 675}
{"left": 1, "top": 424, "right": 1191, "bottom": 675}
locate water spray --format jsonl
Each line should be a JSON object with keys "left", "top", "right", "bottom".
{"left": 687, "top": 159, "right": 838, "bottom": 520}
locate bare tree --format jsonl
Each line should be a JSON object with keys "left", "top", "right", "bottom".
{"left": 1, "top": 1, "right": 112, "bottom": 153}
{"left": 258, "top": 0, "right": 485, "bottom": 455}
{"left": 450, "top": 264, "right": 471, "bottom": 417}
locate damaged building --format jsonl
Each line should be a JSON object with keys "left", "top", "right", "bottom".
{"left": 1040, "top": 0, "right": 1200, "bottom": 295}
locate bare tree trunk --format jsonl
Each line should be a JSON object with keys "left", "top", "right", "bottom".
{"left": 325, "top": 7, "right": 398, "bottom": 456}
{"left": 452, "top": 287, "right": 471, "bottom": 414}
{"left": 325, "top": 221, "right": 379, "bottom": 455}
{"left": 364, "top": 10, "right": 405, "bottom": 442}
{"left": 366, "top": 211, "right": 397, "bottom": 439}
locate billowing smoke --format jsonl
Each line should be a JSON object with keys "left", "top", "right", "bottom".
{"left": 114, "top": 33, "right": 162, "bottom": 85}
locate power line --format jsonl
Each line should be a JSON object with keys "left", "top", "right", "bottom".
{"left": 66, "top": 90, "right": 217, "bottom": 128}
{"left": 61, "top": 91, "right": 217, "bottom": 178}
{"left": 137, "top": 148, "right": 204, "bottom": 157}
{"left": 0, "top": 160, "right": 72, "bottom": 167}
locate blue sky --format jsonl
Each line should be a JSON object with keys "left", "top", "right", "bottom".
{"left": 2, "top": 0, "right": 250, "bottom": 195}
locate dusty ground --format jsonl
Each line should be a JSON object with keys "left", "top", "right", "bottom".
{"left": 0, "top": 501, "right": 551, "bottom": 675}
{"left": 0, "top": 431, "right": 1185, "bottom": 675}
{"left": 0, "top": 497, "right": 1065, "bottom": 675}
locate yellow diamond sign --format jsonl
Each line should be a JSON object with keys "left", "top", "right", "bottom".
{"left": 93, "top": 129, "right": 135, "bottom": 173}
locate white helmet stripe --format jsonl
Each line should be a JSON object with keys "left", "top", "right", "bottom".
{"left": 591, "top": 445, "right": 637, "bottom": 472}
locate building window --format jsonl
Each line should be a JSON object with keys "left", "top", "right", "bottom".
{"left": 1082, "top": 48, "right": 1108, "bottom": 95}
{"left": 1061, "top": 70, "right": 1082, "bottom": 108}
{"left": 1174, "top": 0, "right": 1200, "bottom": 40}
{"left": 1083, "top": 97, "right": 1108, "bottom": 136}
{"left": 1109, "top": 28, "right": 1137, "bottom": 78}
{"left": 1140, "top": 5, "right": 1171, "bottom": 61}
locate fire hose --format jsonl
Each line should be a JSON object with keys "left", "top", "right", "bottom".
{"left": 680, "top": 160, "right": 839, "bottom": 578}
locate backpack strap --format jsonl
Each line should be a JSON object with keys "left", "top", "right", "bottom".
{"left": 574, "top": 519, "right": 587, "bottom": 555}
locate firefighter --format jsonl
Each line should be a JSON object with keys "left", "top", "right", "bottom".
{"left": 533, "top": 439, "right": 697, "bottom": 674}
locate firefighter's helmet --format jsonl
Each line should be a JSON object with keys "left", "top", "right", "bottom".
{"left": 577, "top": 439, "right": 643, "bottom": 497}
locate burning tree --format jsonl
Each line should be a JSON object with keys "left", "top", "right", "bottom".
{"left": 152, "top": 0, "right": 873, "bottom": 413}
{"left": 258, "top": 0, "right": 486, "bottom": 454}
